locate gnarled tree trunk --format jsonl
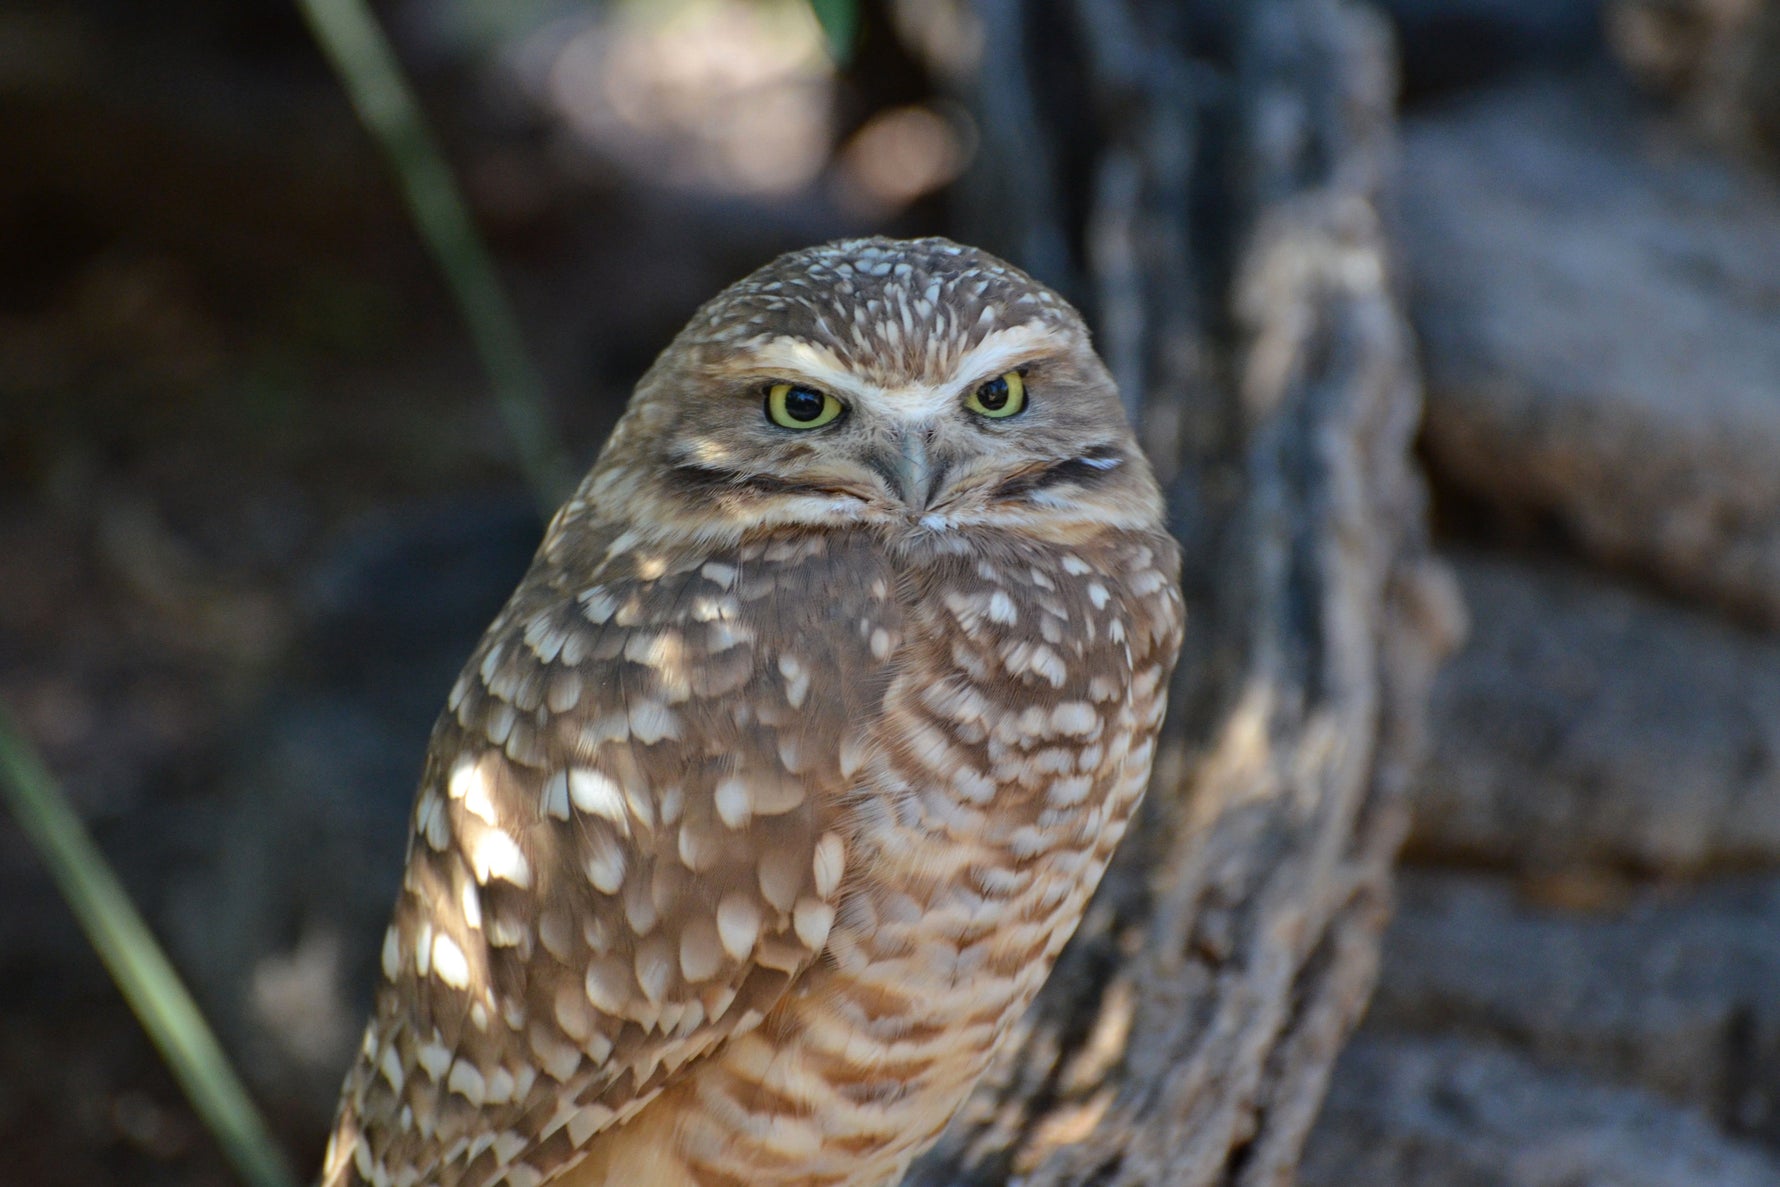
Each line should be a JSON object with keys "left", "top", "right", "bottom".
{"left": 905, "top": 2, "right": 1462, "bottom": 1182}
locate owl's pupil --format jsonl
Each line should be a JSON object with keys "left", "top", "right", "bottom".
{"left": 977, "top": 378, "right": 1009, "bottom": 409}
{"left": 783, "top": 387, "right": 826, "bottom": 421}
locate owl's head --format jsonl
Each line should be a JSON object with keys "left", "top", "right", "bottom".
{"left": 580, "top": 237, "right": 1164, "bottom": 546}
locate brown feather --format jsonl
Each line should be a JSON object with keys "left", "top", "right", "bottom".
{"left": 319, "top": 238, "right": 1183, "bottom": 1187}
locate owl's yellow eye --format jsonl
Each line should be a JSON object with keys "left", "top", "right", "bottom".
{"left": 765, "top": 383, "right": 843, "bottom": 429}
{"left": 966, "top": 371, "right": 1026, "bottom": 419}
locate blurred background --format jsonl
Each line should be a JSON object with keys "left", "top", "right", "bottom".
{"left": 3, "top": 0, "right": 1780, "bottom": 1184}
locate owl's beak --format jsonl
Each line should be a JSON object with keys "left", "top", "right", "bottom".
{"left": 887, "top": 427, "right": 939, "bottom": 511}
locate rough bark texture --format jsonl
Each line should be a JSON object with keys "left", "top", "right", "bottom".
{"left": 1608, "top": 0, "right": 1780, "bottom": 166}
{"left": 902, "top": 2, "right": 1458, "bottom": 1182}
{"left": 1301, "top": 8, "right": 1780, "bottom": 1175}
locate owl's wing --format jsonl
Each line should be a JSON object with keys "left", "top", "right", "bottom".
{"left": 323, "top": 530, "right": 901, "bottom": 1187}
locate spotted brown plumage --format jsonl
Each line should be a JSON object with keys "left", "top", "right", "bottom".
{"left": 319, "top": 237, "right": 1184, "bottom": 1187}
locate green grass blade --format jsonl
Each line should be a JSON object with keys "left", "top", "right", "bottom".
{"left": 0, "top": 708, "right": 301, "bottom": 1187}
{"left": 295, "top": 0, "right": 573, "bottom": 511}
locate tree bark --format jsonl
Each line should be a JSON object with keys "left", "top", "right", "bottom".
{"left": 904, "top": 1, "right": 1462, "bottom": 1182}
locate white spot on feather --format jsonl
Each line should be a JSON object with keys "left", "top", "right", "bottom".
{"left": 1049, "top": 701, "right": 1099, "bottom": 736}
{"left": 541, "top": 771, "right": 570, "bottom": 821}
{"left": 484, "top": 703, "right": 516, "bottom": 747}
{"left": 479, "top": 643, "right": 505, "bottom": 685}
{"left": 812, "top": 833, "right": 846, "bottom": 898}
{"left": 450, "top": 757, "right": 500, "bottom": 824}
{"left": 628, "top": 700, "right": 680, "bottom": 744}
{"left": 1048, "top": 774, "right": 1094, "bottom": 806}
{"left": 782, "top": 666, "right": 811, "bottom": 709}
{"left": 551, "top": 983, "right": 593, "bottom": 1044}
{"left": 380, "top": 925, "right": 400, "bottom": 980}
{"left": 1003, "top": 640, "right": 1067, "bottom": 687}
{"left": 578, "top": 586, "right": 618, "bottom": 624}
{"left": 522, "top": 613, "right": 567, "bottom": 663}
{"left": 414, "top": 793, "right": 445, "bottom": 850}
{"left": 568, "top": 768, "right": 627, "bottom": 823}
{"left": 708, "top": 620, "right": 752, "bottom": 651}
{"left": 471, "top": 830, "right": 532, "bottom": 888}
{"left": 714, "top": 776, "right": 752, "bottom": 829}
{"left": 716, "top": 894, "right": 761, "bottom": 960}
{"left": 635, "top": 941, "right": 673, "bottom": 1003}
{"left": 567, "top": 1105, "right": 614, "bottom": 1149}
{"left": 378, "top": 1044, "right": 404, "bottom": 1092}
{"left": 446, "top": 1059, "right": 485, "bottom": 1105}
{"left": 955, "top": 765, "right": 997, "bottom": 803}
{"left": 413, "top": 921, "right": 433, "bottom": 976}
{"left": 583, "top": 832, "right": 627, "bottom": 894}
{"left": 680, "top": 921, "right": 723, "bottom": 983}
{"left": 546, "top": 671, "right": 582, "bottom": 713}
{"left": 415, "top": 1039, "right": 452, "bottom": 1082}
{"left": 584, "top": 957, "right": 630, "bottom": 1014}
{"left": 433, "top": 933, "right": 469, "bottom": 988}
{"left": 1131, "top": 568, "right": 1169, "bottom": 595}
{"left": 793, "top": 899, "right": 835, "bottom": 950}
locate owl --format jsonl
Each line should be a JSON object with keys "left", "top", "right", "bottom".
{"left": 319, "top": 237, "right": 1184, "bottom": 1187}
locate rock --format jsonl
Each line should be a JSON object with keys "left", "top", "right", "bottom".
{"left": 1403, "top": 71, "right": 1780, "bottom": 626}
{"left": 1304, "top": 1033, "right": 1780, "bottom": 1187}
{"left": 1409, "top": 551, "right": 1780, "bottom": 874}
{"left": 1364, "top": 871, "right": 1780, "bottom": 1147}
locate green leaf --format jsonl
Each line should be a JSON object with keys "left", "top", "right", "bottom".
{"left": 295, "top": 0, "right": 573, "bottom": 513}
{"left": 0, "top": 710, "right": 300, "bottom": 1187}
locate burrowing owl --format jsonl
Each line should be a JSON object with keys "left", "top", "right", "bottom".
{"left": 319, "top": 237, "right": 1183, "bottom": 1187}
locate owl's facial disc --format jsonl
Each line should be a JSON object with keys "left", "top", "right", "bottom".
{"left": 633, "top": 282, "right": 1162, "bottom": 539}
{"left": 786, "top": 342, "right": 1132, "bottom": 516}
{"left": 648, "top": 323, "right": 1154, "bottom": 536}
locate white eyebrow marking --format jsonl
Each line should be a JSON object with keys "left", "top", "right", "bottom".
{"left": 944, "top": 322, "right": 1056, "bottom": 385}
{"left": 748, "top": 338, "right": 856, "bottom": 394}
{"left": 743, "top": 323, "right": 1056, "bottom": 422}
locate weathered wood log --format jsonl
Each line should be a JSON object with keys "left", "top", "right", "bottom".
{"left": 904, "top": 1, "right": 1461, "bottom": 1182}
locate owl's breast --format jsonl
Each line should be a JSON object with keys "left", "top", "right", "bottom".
{"left": 541, "top": 523, "right": 1181, "bottom": 1187}
{"left": 760, "top": 526, "right": 1179, "bottom": 1175}
{"left": 857, "top": 525, "right": 1180, "bottom": 863}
